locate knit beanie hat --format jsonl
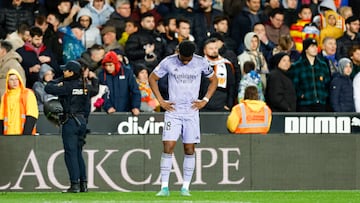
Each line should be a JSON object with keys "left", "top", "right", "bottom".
{"left": 302, "top": 38, "right": 317, "bottom": 52}
{"left": 102, "top": 51, "right": 121, "bottom": 75}
{"left": 271, "top": 52, "right": 288, "bottom": 70}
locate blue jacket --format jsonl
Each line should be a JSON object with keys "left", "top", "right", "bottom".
{"left": 329, "top": 72, "right": 355, "bottom": 112}
{"left": 98, "top": 66, "right": 141, "bottom": 112}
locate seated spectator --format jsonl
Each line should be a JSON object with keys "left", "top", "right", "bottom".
{"left": 56, "top": 0, "right": 81, "bottom": 27}
{"left": 76, "top": 8, "right": 102, "bottom": 49}
{"left": 171, "top": 0, "right": 194, "bottom": 25}
{"left": 118, "top": 19, "right": 139, "bottom": 47}
{"left": 0, "top": 69, "right": 38, "bottom": 135}
{"left": 80, "top": 44, "right": 106, "bottom": 75}
{"left": 101, "top": 25, "right": 123, "bottom": 52}
{"left": 175, "top": 18, "right": 195, "bottom": 44}
{"left": 238, "top": 32, "right": 269, "bottom": 88}
{"left": 318, "top": 37, "right": 338, "bottom": 75}
{"left": 0, "top": 40, "right": 26, "bottom": 97}
{"left": 58, "top": 22, "right": 86, "bottom": 63}
{"left": 289, "top": 4, "right": 315, "bottom": 53}
{"left": 319, "top": 10, "right": 344, "bottom": 49}
{"left": 350, "top": 45, "right": 360, "bottom": 79}
{"left": 105, "top": 0, "right": 132, "bottom": 39}
{"left": 263, "top": 0, "right": 280, "bottom": 19}
{"left": 125, "top": 12, "right": 165, "bottom": 71}
{"left": 131, "top": 0, "right": 163, "bottom": 27}
{"left": 0, "top": 0, "right": 34, "bottom": 38}
{"left": 336, "top": 16, "right": 360, "bottom": 59}
{"left": 329, "top": 58, "right": 355, "bottom": 112}
{"left": 238, "top": 61, "right": 264, "bottom": 102}
{"left": 213, "top": 15, "right": 237, "bottom": 53}
{"left": 134, "top": 63, "right": 160, "bottom": 112}
{"left": 98, "top": 51, "right": 141, "bottom": 115}
{"left": 265, "top": 52, "right": 296, "bottom": 112}
{"left": 227, "top": 86, "right": 272, "bottom": 134}
{"left": 17, "top": 26, "right": 60, "bottom": 88}
{"left": 238, "top": 23, "right": 275, "bottom": 65}
{"left": 264, "top": 8, "right": 290, "bottom": 45}
{"left": 201, "top": 38, "right": 236, "bottom": 112}
{"left": 272, "top": 34, "right": 300, "bottom": 64}
{"left": 6, "top": 23, "right": 31, "bottom": 51}
{"left": 281, "top": 0, "right": 298, "bottom": 27}
{"left": 85, "top": 0, "right": 114, "bottom": 28}
{"left": 32, "top": 64, "right": 58, "bottom": 112}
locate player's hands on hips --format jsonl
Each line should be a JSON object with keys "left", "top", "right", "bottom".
{"left": 192, "top": 100, "right": 207, "bottom": 110}
{"left": 159, "top": 100, "right": 175, "bottom": 112}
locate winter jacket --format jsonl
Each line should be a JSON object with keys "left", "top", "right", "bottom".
{"left": 329, "top": 58, "right": 355, "bottom": 112}
{"left": 330, "top": 72, "right": 354, "bottom": 112}
{"left": 76, "top": 8, "right": 102, "bottom": 49}
{"left": 200, "top": 57, "right": 236, "bottom": 111}
{"left": 125, "top": 29, "right": 166, "bottom": 70}
{"left": 192, "top": 8, "right": 223, "bottom": 48}
{"left": 265, "top": 68, "right": 297, "bottom": 112}
{"left": 85, "top": 2, "right": 114, "bottom": 27}
{"left": 98, "top": 64, "right": 141, "bottom": 112}
{"left": 58, "top": 26, "right": 86, "bottom": 64}
{"left": 231, "top": 6, "right": 265, "bottom": 48}
{"left": 16, "top": 42, "right": 60, "bottom": 88}
{"left": 32, "top": 65, "right": 58, "bottom": 112}
{"left": 0, "top": 3, "right": 34, "bottom": 36}
{"left": 288, "top": 56, "right": 331, "bottom": 106}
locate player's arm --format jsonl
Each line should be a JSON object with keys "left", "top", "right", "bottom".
{"left": 204, "top": 73, "right": 218, "bottom": 102}
{"left": 149, "top": 72, "right": 163, "bottom": 102}
{"left": 149, "top": 72, "right": 174, "bottom": 111}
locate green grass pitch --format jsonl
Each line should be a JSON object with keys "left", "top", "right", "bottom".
{"left": 1, "top": 191, "right": 360, "bottom": 203}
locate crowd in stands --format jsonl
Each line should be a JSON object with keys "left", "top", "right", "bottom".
{"left": 0, "top": 0, "right": 360, "bottom": 121}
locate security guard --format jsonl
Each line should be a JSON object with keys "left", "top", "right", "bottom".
{"left": 227, "top": 86, "right": 272, "bottom": 134}
{"left": 45, "top": 60, "right": 89, "bottom": 193}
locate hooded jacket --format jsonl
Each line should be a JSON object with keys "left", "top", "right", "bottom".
{"left": 85, "top": 0, "right": 114, "bottom": 28}
{"left": 0, "top": 50, "right": 26, "bottom": 97}
{"left": 76, "top": 8, "right": 102, "bottom": 49}
{"left": 319, "top": 10, "right": 344, "bottom": 48}
{"left": 238, "top": 32, "right": 269, "bottom": 75}
{"left": 32, "top": 64, "right": 58, "bottom": 112}
{"left": 0, "top": 69, "right": 38, "bottom": 135}
{"left": 330, "top": 58, "right": 355, "bottom": 112}
{"left": 227, "top": 99, "right": 272, "bottom": 134}
{"left": 98, "top": 51, "right": 141, "bottom": 112}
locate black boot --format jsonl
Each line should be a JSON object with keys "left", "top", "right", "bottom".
{"left": 80, "top": 181, "right": 88, "bottom": 192}
{"left": 63, "top": 182, "right": 80, "bottom": 193}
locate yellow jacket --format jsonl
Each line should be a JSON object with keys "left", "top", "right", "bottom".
{"left": 227, "top": 100, "right": 272, "bottom": 134}
{"left": 0, "top": 69, "right": 38, "bottom": 135}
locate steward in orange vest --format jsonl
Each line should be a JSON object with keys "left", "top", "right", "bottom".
{"left": 227, "top": 86, "right": 272, "bottom": 134}
{"left": 0, "top": 69, "right": 38, "bottom": 135}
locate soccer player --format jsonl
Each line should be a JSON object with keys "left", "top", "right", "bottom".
{"left": 149, "top": 40, "right": 218, "bottom": 196}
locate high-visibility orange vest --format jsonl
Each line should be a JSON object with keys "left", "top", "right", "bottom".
{"left": 233, "top": 103, "right": 271, "bottom": 134}
{"left": 2, "top": 89, "right": 36, "bottom": 135}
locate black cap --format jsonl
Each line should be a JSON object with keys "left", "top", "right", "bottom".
{"left": 271, "top": 52, "right": 288, "bottom": 69}
{"left": 302, "top": 38, "right": 317, "bottom": 51}
{"left": 178, "top": 40, "right": 196, "bottom": 57}
{"left": 345, "top": 15, "right": 359, "bottom": 24}
{"left": 61, "top": 60, "right": 81, "bottom": 74}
